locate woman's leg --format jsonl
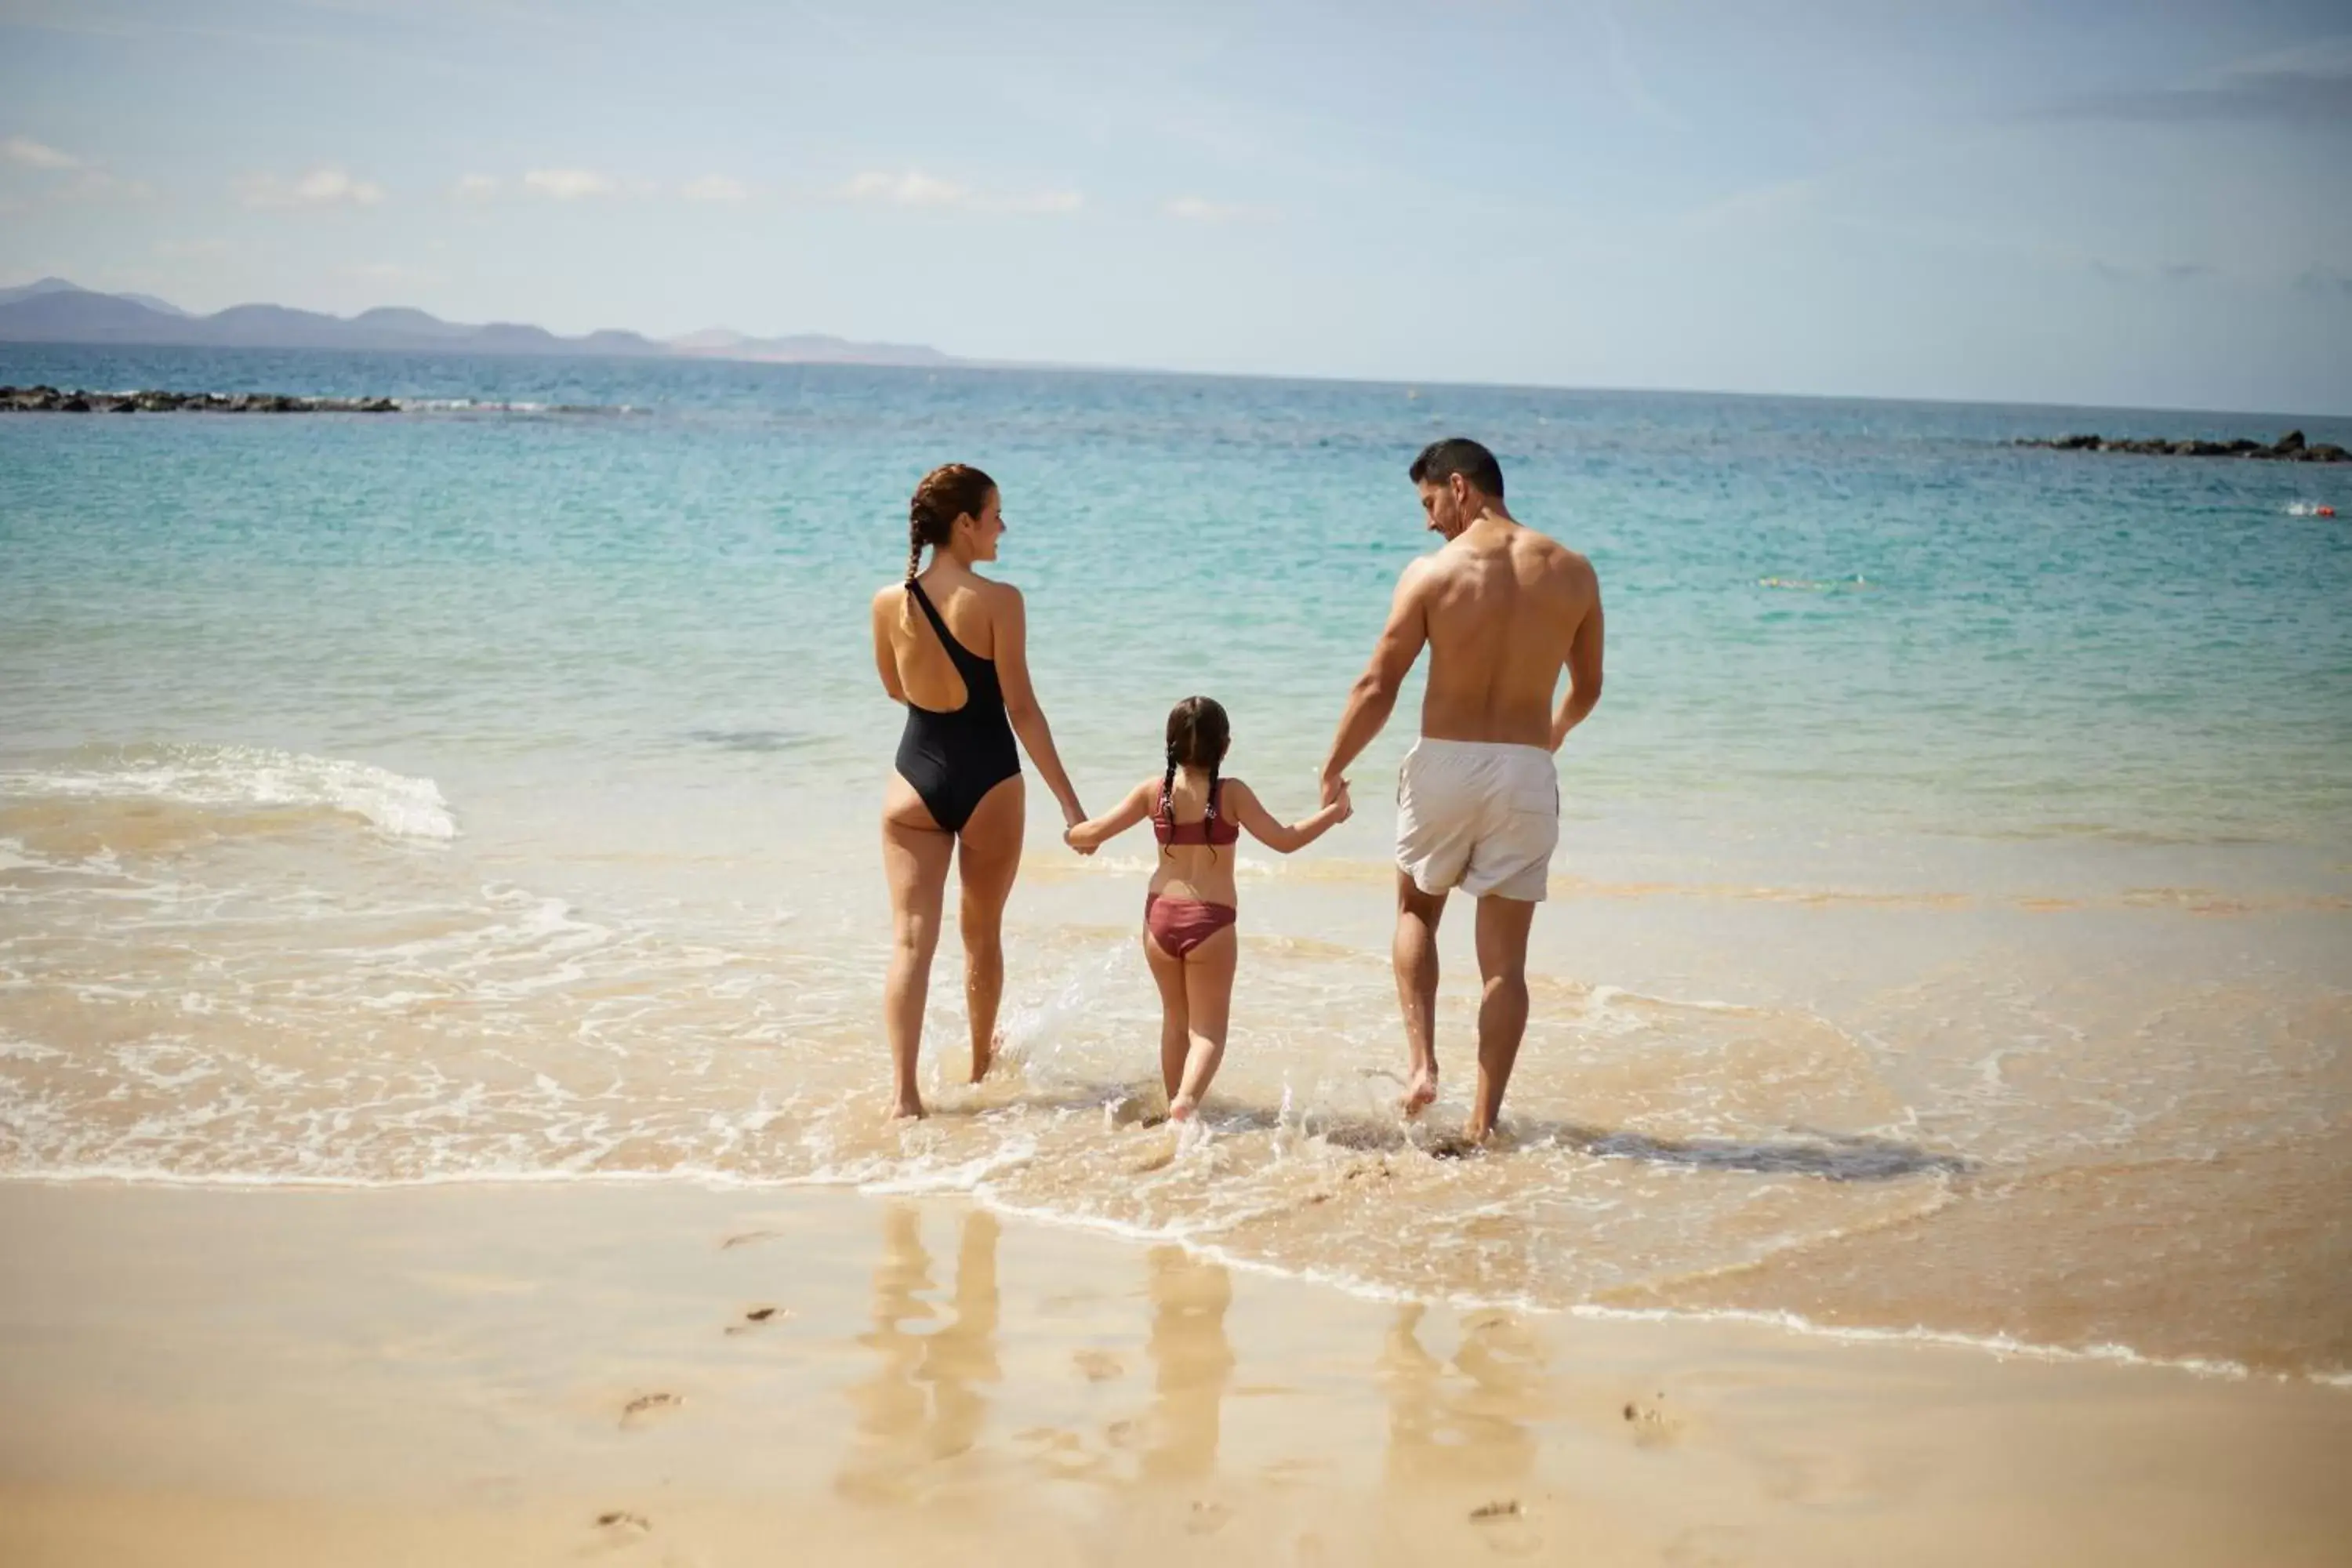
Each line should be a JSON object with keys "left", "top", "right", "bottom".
{"left": 882, "top": 780, "right": 956, "bottom": 1119}
{"left": 952, "top": 775, "right": 1025, "bottom": 1083}
{"left": 1142, "top": 921, "right": 1191, "bottom": 1103}
{"left": 1171, "top": 925, "right": 1238, "bottom": 1120}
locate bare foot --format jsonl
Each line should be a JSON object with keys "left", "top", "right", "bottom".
{"left": 1400, "top": 1067, "right": 1438, "bottom": 1116}
{"left": 1169, "top": 1095, "right": 1197, "bottom": 1123}
{"left": 969, "top": 1033, "right": 999, "bottom": 1084}
{"left": 887, "top": 1094, "right": 926, "bottom": 1121}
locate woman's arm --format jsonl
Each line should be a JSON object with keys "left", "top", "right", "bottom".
{"left": 870, "top": 587, "right": 906, "bottom": 704}
{"left": 1065, "top": 779, "right": 1156, "bottom": 853}
{"left": 1225, "top": 778, "right": 1351, "bottom": 855}
{"left": 992, "top": 585, "right": 1086, "bottom": 827}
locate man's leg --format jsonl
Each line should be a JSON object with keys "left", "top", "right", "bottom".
{"left": 1393, "top": 873, "right": 1448, "bottom": 1113}
{"left": 1468, "top": 895, "right": 1537, "bottom": 1140}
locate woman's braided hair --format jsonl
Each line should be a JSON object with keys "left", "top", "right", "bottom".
{"left": 1160, "top": 696, "right": 1232, "bottom": 862}
{"left": 906, "top": 463, "right": 996, "bottom": 587}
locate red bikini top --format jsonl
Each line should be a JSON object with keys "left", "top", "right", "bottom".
{"left": 1156, "top": 781, "right": 1240, "bottom": 847}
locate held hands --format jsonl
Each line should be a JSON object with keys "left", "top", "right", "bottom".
{"left": 1326, "top": 776, "right": 1354, "bottom": 823}
{"left": 1062, "top": 801, "right": 1098, "bottom": 857}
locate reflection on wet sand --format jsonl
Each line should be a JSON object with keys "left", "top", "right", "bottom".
{"left": 1138, "top": 1246, "right": 1235, "bottom": 1484}
{"left": 1380, "top": 1305, "right": 1545, "bottom": 1490}
{"left": 837, "top": 1203, "right": 1000, "bottom": 1504}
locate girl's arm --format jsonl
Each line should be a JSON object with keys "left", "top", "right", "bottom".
{"left": 1225, "top": 778, "right": 1351, "bottom": 855}
{"left": 1065, "top": 779, "right": 1156, "bottom": 853}
{"left": 992, "top": 585, "right": 1086, "bottom": 830}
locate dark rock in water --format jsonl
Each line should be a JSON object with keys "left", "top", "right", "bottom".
{"left": 2020, "top": 429, "right": 2343, "bottom": 462}
{"left": 0, "top": 386, "right": 408, "bottom": 414}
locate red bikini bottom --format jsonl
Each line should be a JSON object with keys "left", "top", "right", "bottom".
{"left": 1145, "top": 894, "right": 1237, "bottom": 958}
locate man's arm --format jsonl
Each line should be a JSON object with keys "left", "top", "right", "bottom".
{"left": 1319, "top": 561, "right": 1430, "bottom": 801}
{"left": 1549, "top": 573, "right": 1604, "bottom": 750}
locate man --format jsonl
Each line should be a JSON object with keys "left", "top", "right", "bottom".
{"left": 1319, "top": 437, "right": 1604, "bottom": 1142}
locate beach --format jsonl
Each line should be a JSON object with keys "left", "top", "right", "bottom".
{"left": 5, "top": 1181, "right": 2348, "bottom": 1568}
{"left": 2, "top": 347, "right": 2348, "bottom": 1559}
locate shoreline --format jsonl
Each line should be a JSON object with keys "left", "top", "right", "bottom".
{"left": 3, "top": 1181, "right": 2348, "bottom": 1568}
{"left": 2, "top": 1171, "right": 2332, "bottom": 1391}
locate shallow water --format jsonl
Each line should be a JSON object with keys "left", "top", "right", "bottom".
{"left": 2, "top": 346, "right": 2347, "bottom": 1381}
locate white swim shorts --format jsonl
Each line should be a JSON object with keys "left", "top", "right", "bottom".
{"left": 1395, "top": 739, "right": 1559, "bottom": 902}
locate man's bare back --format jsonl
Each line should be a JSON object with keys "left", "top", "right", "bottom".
{"left": 1319, "top": 438, "right": 1605, "bottom": 1142}
{"left": 1413, "top": 519, "right": 1602, "bottom": 750}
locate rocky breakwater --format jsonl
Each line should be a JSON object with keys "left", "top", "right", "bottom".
{"left": 2017, "top": 429, "right": 2347, "bottom": 462}
{"left": 1, "top": 385, "right": 400, "bottom": 414}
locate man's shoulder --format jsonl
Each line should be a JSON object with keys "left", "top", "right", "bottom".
{"left": 1515, "top": 528, "right": 1594, "bottom": 583}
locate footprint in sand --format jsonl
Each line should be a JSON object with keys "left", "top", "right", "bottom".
{"left": 620, "top": 1392, "right": 683, "bottom": 1428}
{"left": 724, "top": 1305, "right": 788, "bottom": 1336}
{"left": 1185, "top": 1500, "right": 1232, "bottom": 1536}
{"left": 720, "top": 1229, "right": 781, "bottom": 1250}
{"left": 1621, "top": 1391, "right": 1684, "bottom": 1448}
{"left": 1071, "top": 1348, "right": 1125, "bottom": 1382}
{"left": 1469, "top": 1498, "right": 1544, "bottom": 1557}
{"left": 595, "top": 1510, "right": 651, "bottom": 1534}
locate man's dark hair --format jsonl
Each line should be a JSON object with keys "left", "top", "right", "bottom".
{"left": 1407, "top": 437, "right": 1504, "bottom": 499}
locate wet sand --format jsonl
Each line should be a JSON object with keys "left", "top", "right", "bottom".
{"left": 0, "top": 1181, "right": 2344, "bottom": 1566}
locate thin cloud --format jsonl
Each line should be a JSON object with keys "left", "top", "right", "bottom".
{"left": 2296, "top": 266, "right": 2352, "bottom": 297}
{"left": 2038, "top": 42, "right": 2352, "bottom": 125}
{"left": 1679, "top": 176, "right": 1819, "bottom": 233}
{"left": 452, "top": 173, "right": 501, "bottom": 201}
{"left": 2090, "top": 258, "right": 2217, "bottom": 285}
{"left": 681, "top": 173, "right": 751, "bottom": 203}
{"left": 238, "top": 167, "right": 386, "bottom": 209}
{"left": 522, "top": 168, "right": 617, "bottom": 200}
{"left": 3, "top": 135, "right": 83, "bottom": 171}
{"left": 2, "top": 134, "right": 151, "bottom": 201}
{"left": 843, "top": 169, "right": 969, "bottom": 207}
{"left": 840, "top": 169, "right": 1081, "bottom": 214}
{"left": 1163, "top": 194, "right": 1272, "bottom": 223}
{"left": 1594, "top": 5, "right": 1689, "bottom": 135}
{"left": 343, "top": 260, "right": 445, "bottom": 286}
{"left": 997, "top": 188, "right": 1083, "bottom": 215}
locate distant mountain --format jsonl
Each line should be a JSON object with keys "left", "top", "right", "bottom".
{"left": 668, "top": 327, "right": 953, "bottom": 368}
{"left": 0, "top": 276, "right": 186, "bottom": 315}
{"left": 0, "top": 278, "right": 956, "bottom": 366}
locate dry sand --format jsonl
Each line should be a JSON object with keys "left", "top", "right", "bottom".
{"left": 0, "top": 1181, "right": 2344, "bottom": 1566}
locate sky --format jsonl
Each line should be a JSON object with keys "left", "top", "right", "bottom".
{"left": 2, "top": 0, "right": 2350, "bottom": 412}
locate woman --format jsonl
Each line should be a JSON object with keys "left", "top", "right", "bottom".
{"left": 870, "top": 463, "right": 1087, "bottom": 1120}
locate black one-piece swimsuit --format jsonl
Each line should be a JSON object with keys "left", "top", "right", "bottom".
{"left": 895, "top": 579, "right": 1022, "bottom": 832}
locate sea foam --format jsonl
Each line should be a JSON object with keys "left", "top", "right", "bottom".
{"left": 0, "top": 744, "right": 456, "bottom": 841}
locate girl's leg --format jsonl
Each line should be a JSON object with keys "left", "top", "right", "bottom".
{"left": 882, "top": 781, "right": 956, "bottom": 1119}
{"left": 1143, "top": 924, "right": 1190, "bottom": 1103}
{"left": 1171, "top": 926, "right": 1238, "bottom": 1120}
{"left": 953, "top": 776, "right": 1026, "bottom": 1083}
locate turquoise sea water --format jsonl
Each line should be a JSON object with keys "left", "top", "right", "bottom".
{"left": 3, "top": 345, "right": 2348, "bottom": 1379}
{"left": 7, "top": 345, "right": 2350, "bottom": 856}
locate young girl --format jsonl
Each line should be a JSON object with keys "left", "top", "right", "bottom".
{"left": 1064, "top": 696, "right": 1352, "bottom": 1121}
